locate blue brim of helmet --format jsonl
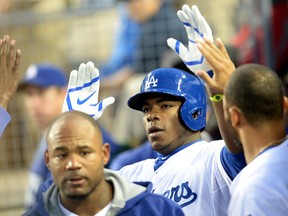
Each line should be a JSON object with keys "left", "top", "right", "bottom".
{"left": 128, "top": 91, "right": 184, "bottom": 111}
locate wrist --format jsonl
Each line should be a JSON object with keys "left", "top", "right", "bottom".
{"left": 209, "top": 93, "right": 223, "bottom": 102}
{"left": 0, "top": 95, "right": 10, "bottom": 109}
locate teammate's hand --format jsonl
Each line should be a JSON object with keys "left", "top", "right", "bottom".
{"left": 62, "top": 61, "right": 115, "bottom": 120}
{"left": 167, "top": 4, "right": 213, "bottom": 74}
{"left": 195, "top": 37, "right": 236, "bottom": 94}
{"left": 0, "top": 35, "right": 21, "bottom": 109}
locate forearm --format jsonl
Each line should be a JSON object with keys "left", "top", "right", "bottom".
{"left": 211, "top": 99, "right": 242, "bottom": 154}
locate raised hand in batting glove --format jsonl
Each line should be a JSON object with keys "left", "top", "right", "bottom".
{"left": 62, "top": 61, "right": 115, "bottom": 120}
{"left": 167, "top": 4, "right": 213, "bottom": 74}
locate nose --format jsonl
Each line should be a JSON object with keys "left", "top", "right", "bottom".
{"left": 146, "top": 112, "right": 160, "bottom": 123}
{"left": 65, "top": 156, "right": 81, "bottom": 170}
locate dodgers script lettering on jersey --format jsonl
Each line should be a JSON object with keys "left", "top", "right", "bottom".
{"left": 145, "top": 75, "right": 158, "bottom": 88}
{"left": 119, "top": 140, "right": 232, "bottom": 216}
{"left": 154, "top": 181, "right": 197, "bottom": 208}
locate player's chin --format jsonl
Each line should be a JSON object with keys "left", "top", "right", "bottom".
{"left": 62, "top": 183, "right": 91, "bottom": 200}
{"left": 65, "top": 190, "right": 90, "bottom": 200}
{"left": 150, "top": 140, "right": 166, "bottom": 152}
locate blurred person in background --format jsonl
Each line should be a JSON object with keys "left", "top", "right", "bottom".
{"left": 98, "top": 0, "right": 187, "bottom": 147}
{"left": 18, "top": 63, "right": 121, "bottom": 209}
{"left": 18, "top": 63, "right": 69, "bottom": 209}
{"left": 0, "top": 35, "right": 21, "bottom": 136}
{"left": 231, "top": 0, "right": 288, "bottom": 79}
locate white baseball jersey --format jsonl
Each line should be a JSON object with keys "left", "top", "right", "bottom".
{"left": 228, "top": 139, "right": 288, "bottom": 216}
{"left": 119, "top": 140, "right": 231, "bottom": 216}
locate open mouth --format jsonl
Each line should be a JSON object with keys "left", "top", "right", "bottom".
{"left": 67, "top": 177, "right": 86, "bottom": 186}
{"left": 148, "top": 126, "right": 163, "bottom": 136}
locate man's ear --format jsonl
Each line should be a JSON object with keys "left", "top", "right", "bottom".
{"left": 102, "top": 143, "right": 110, "bottom": 166}
{"left": 283, "top": 96, "right": 288, "bottom": 114}
{"left": 44, "top": 149, "right": 50, "bottom": 170}
{"left": 229, "top": 106, "right": 241, "bottom": 127}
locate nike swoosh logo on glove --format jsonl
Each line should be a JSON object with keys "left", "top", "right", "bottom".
{"left": 77, "top": 91, "right": 96, "bottom": 105}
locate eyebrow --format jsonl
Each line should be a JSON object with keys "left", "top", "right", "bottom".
{"left": 77, "top": 145, "right": 93, "bottom": 150}
{"left": 52, "top": 146, "right": 67, "bottom": 152}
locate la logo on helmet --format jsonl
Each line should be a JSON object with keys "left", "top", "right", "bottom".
{"left": 145, "top": 75, "right": 158, "bottom": 89}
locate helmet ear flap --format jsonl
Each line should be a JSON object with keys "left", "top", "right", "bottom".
{"left": 180, "top": 102, "right": 206, "bottom": 131}
{"left": 192, "top": 110, "right": 200, "bottom": 120}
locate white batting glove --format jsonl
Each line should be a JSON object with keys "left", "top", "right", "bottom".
{"left": 167, "top": 4, "right": 213, "bottom": 74}
{"left": 62, "top": 61, "right": 115, "bottom": 120}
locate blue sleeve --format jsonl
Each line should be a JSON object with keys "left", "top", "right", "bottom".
{"left": 100, "top": 9, "right": 140, "bottom": 77}
{"left": 220, "top": 147, "right": 246, "bottom": 180}
{"left": 0, "top": 107, "right": 11, "bottom": 137}
{"left": 25, "top": 137, "right": 51, "bottom": 209}
{"left": 124, "top": 195, "right": 185, "bottom": 216}
{"left": 30, "top": 137, "right": 51, "bottom": 181}
{"left": 100, "top": 125, "right": 121, "bottom": 155}
{"left": 120, "top": 182, "right": 185, "bottom": 216}
{"left": 23, "top": 179, "right": 53, "bottom": 216}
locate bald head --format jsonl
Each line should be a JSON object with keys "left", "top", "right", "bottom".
{"left": 47, "top": 111, "right": 103, "bottom": 148}
{"left": 44, "top": 111, "right": 111, "bottom": 203}
{"left": 225, "top": 63, "right": 284, "bottom": 125}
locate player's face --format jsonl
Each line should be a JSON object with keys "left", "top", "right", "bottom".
{"left": 24, "top": 86, "right": 66, "bottom": 130}
{"left": 45, "top": 120, "right": 110, "bottom": 201}
{"left": 142, "top": 97, "right": 193, "bottom": 155}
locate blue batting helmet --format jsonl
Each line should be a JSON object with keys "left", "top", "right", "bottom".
{"left": 128, "top": 68, "right": 206, "bottom": 131}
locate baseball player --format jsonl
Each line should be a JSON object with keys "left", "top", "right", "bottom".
{"left": 44, "top": 4, "right": 245, "bottom": 215}
{"left": 223, "top": 64, "right": 288, "bottom": 215}
{"left": 118, "top": 65, "right": 246, "bottom": 215}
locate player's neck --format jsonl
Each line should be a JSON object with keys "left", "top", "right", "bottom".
{"left": 185, "top": 130, "right": 201, "bottom": 144}
{"left": 174, "top": 131, "right": 201, "bottom": 150}
{"left": 241, "top": 121, "right": 286, "bottom": 164}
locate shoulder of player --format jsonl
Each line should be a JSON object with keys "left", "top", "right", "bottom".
{"left": 118, "top": 159, "right": 155, "bottom": 178}
{"left": 181, "top": 139, "right": 225, "bottom": 155}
